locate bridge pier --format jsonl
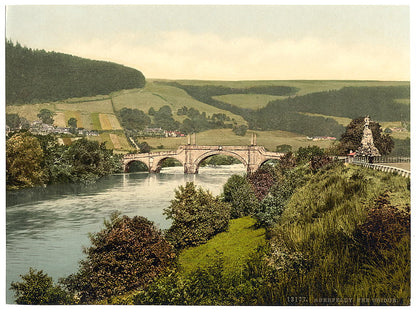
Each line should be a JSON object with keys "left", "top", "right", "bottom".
{"left": 184, "top": 163, "right": 198, "bottom": 174}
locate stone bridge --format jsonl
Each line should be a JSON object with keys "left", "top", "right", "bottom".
{"left": 123, "top": 144, "right": 284, "bottom": 174}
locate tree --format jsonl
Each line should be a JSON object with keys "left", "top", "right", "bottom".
{"left": 276, "top": 144, "right": 292, "bottom": 153}
{"left": 37, "top": 109, "right": 54, "bottom": 124}
{"left": 6, "top": 133, "right": 45, "bottom": 189}
{"left": 67, "top": 117, "right": 77, "bottom": 128}
{"left": 296, "top": 145, "right": 325, "bottom": 164}
{"left": 6, "top": 113, "right": 21, "bottom": 129}
{"left": 247, "top": 166, "right": 277, "bottom": 201}
{"left": 10, "top": 268, "right": 74, "bottom": 304}
{"left": 164, "top": 182, "right": 231, "bottom": 250}
{"left": 138, "top": 141, "right": 151, "bottom": 153}
{"left": 337, "top": 117, "right": 394, "bottom": 155}
{"left": 61, "top": 213, "right": 175, "bottom": 303}
{"left": 222, "top": 174, "right": 259, "bottom": 218}
{"left": 232, "top": 124, "right": 248, "bottom": 136}
{"left": 118, "top": 107, "right": 151, "bottom": 131}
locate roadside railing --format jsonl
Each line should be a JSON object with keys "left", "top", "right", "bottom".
{"left": 352, "top": 160, "right": 410, "bottom": 178}
{"left": 354, "top": 156, "right": 410, "bottom": 164}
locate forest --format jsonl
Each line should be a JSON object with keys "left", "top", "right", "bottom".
{"left": 5, "top": 40, "right": 146, "bottom": 104}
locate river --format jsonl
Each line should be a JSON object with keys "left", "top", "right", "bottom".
{"left": 6, "top": 164, "right": 245, "bottom": 303}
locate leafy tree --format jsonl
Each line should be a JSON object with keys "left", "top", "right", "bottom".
{"left": 276, "top": 151, "right": 297, "bottom": 174}
{"left": 10, "top": 268, "right": 74, "bottom": 304}
{"left": 247, "top": 165, "right": 277, "bottom": 201}
{"left": 6, "top": 113, "right": 21, "bottom": 129}
{"left": 164, "top": 182, "right": 231, "bottom": 250}
{"left": 118, "top": 107, "right": 151, "bottom": 131}
{"left": 67, "top": 117, "right": 77, "bottom": 128}
{"left": 296, "top": 145, "right": 325, "bottom": 164}
{"left": 61, "top": 213, "right": 175, "bottom": 303}
{"left": 338, "top": 117, "right": 394, "bottom": 155}
{"left": 148, "top": 107, "right": 156, "bottom": 116}
{"left": 276, "top": 144, "right": 292, "bottom": 153}
{"left": 138, "top": 141, "right": 151, "bottom": 153}
{"left": 37, "top": 109, "right": 54, "bottom": 124}
{"left": 232, "top": 124, "right": 248, "bottom": 136}
{"left": 6, "top": 133, "right": 45, "bottom": 189}
{"left": 384, "top": 127, "right": 392, "bottom": 134}
{"left": 222, "top": 174, "right": 259, "bottom": 218}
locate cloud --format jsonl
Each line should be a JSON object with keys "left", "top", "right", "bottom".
{"left": 60, "top": 31, "right": 409, "bottom": 81}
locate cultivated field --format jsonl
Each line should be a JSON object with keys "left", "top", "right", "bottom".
{"left": 6, "top": 79, "right": 410, "bottom": 154}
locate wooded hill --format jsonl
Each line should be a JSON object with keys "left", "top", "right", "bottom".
{"left": 5, "top": 40, "right": 146, "bottom": 104}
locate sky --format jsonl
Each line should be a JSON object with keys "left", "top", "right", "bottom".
{"left": 5, "top": 4, "right": 411, "bottom": 81}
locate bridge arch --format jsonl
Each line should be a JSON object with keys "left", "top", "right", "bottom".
{"left": 193, "top": 150, "right": 248, "bottom": 173}
{"left": 124, "top": 160, "right": 149, "bottom": 173}
{"left": 152, "top": 156, "right": 184, "bottom": 173}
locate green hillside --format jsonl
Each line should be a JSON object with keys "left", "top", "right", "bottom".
{"left": 6, "top": 40, "right": 146, "bottom": 105}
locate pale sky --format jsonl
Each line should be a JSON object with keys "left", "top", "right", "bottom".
{"left": 5, "top": 4, "right": 411, "bottom": 80}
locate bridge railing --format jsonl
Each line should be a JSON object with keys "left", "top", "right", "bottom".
{"left": 352, "top": 160, "right": 410, "bottom": 178}
{"left": 354, "top": 156, "right": 410, "bottom": 164}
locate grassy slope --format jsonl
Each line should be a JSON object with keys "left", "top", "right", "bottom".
{"left": 6, "top": 79, "right": 410, "bottom": 152}
{"left": 178, "top": 216, "right": 266, "bottom": 277}
{"left": 270, "top": 164, "right": 410, "bottom": 304}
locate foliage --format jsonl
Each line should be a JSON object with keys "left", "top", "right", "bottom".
{"left": 37, "top": 108, "right": 54, "bottom": 124}
{"left": 276, "top": 144, "right": 292, "bottom": 153}
{"left": 138, "top": 141, "right": 151, "bottom": 153}
{"left": 118, "top": 107, "right": 151, "bottom": 131}
{"left": 6, "top": 132, "right": 46, "bottom": 189}
{"left": 222, "top": 174, "right": 259, "bottom": 218}
{"left": 276, "top": 151, "right": 297, "bottom": 173}
{"left": 61, "top": 213, "right": 175, "bottom": 304}
{"left": 200, "top": 155, "right": 241, "bottom": 167}
{"left": 264, "top": 165, "right": 410, "bottom": 304}
{"left": 6, "top": 40, "right": 145, "bottom": 104}
{"left": 6, "top": 113, "right": 21, "bottom": 129}
{"left": 10, "top": 268, "right": 74, "bottom": 304}
{"left": 152, "top": 105, "right": 180, "bottom": 131}
{"left": 6, "top": 133, "right": 121, "bottom": 189}
{"left": 337, "top": 117, "right": 395, "bottom": 155}
{"left": 164, "top": 182, "right": 231, "bottom": 250}
{"left": 356, "top": 192, "right": 410, "bottom": 251}
{"left": 296, "top": 145, "right": 325, "bottom": 164}
{"left": 390, "top": 137, "right": 410, "bottom": 157}
{"left": 232, "top": 124, "right": 248, "bottom": 136}
{"left": 247, "top": 165, "right": 277, "bottom": 200}
{"left": 67, "top": 117, "right": 77, "bottom": 128}
{"left": 309, "top": 155, "right": 333, "bottom": 172}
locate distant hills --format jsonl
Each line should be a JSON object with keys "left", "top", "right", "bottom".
{"left": 5, "top": 40, "right": 146, "bottom": 105}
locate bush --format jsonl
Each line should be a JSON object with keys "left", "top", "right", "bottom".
{"left": 247, "top": 165, "right": 277, "bottom": 201}
{"left": 222, "top": 174, "right": 259, "bottom": 218}
{"left": 61, "top": 213, "right": 175, "bottom": 303}
{"left": 10, "top": 268, "right": 74, "bottom": 304}
{"left": 164, "top": 182, "right": 231, "bottom": 250}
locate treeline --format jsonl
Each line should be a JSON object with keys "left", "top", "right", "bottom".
{"left": 255, "top": 86, "right": 410, "bottom": 123}
{"left": 6, "top": 132, "right": 121, "bottom": 189}
{"left": 119, "top": 105, "right": 235, "bottom": 136}
{"left": 162, "top": 82, "right": 409, "bottom": 138}
{"left": 160, "top": 81, "right": 297, "bottom": 119}
{"left": 6, "top": 40, "right": 146, "bottom": 104}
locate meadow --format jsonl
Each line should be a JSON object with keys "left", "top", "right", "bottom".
{"left": 6, "top": 79, "right": 410, "bottom": 154}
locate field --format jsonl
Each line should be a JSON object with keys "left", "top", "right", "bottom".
{"left": 6, "top": 79, "right": 410, "bottom": 154}
{"left": 141, "top": 128, "right": 333, "bottom": 152}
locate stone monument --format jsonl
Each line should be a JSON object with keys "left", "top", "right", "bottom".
{"left": 355, "top": 116, "right": 380, "bottom": 162}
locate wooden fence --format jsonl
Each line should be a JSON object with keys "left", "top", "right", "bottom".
{"left": 352, "top": 160, "right": 410, "bottom": 178}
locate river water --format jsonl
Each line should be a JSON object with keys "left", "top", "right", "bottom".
{"left": 6, "top": 164, "right": 245, "bottom": 303}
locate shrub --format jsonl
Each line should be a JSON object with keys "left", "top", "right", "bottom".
{"left": 247, "top": 165, "right": 277, "bottom": 201}
{"left": 61, "top": 213, "right": 175, "bottom": 303}
{"left": 164, "top": 182, "right": 231, "bottom": 250}
{"left": 10, "top": 268, "right": 74, "bottom": 304}
{"left": 222, "top": 174, "right": 259, "bottom": 218}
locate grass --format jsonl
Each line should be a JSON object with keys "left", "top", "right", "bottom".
{"left": 268, "top": 164, "right": 410, "bottom": 304}
{"left": 178, "top": 216, "right": 266, "bottom": 277}
{"left": 212, "top": 94, "right": 285, "bottom": 109}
